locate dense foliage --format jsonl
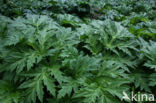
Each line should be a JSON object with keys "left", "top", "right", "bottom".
{"left": 0, "top": 0, "right": 156, "bottom": 103}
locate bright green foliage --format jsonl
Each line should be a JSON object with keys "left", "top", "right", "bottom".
{"left": 0, "top": 14, "right": 135, "bottom": 103}
{"left": 140, "top": 38, "right": 156, "bottom": 71}
{"left": 1, "top": 14, "right": 78, "bottom": 73}
{"left": 139, "top": 38, "right": 156, "bottom": 88}
{"left": 1, "top": 0, "right": 156, "bottom": 103}
{"left": 72, "top": 62, "right": 130, "bottom": 103}
{"left": 19, "top": 65, "right": 56, "bottom": 103}
{"left": 78, "top": 20, "right": 138, "bottom": 55}
{"left": 56, "top": 14, "right": 82, "bottom": 27}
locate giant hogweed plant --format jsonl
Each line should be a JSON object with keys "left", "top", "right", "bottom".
{"left": 0, "top": 13, "right": 155, "bottom": 103}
